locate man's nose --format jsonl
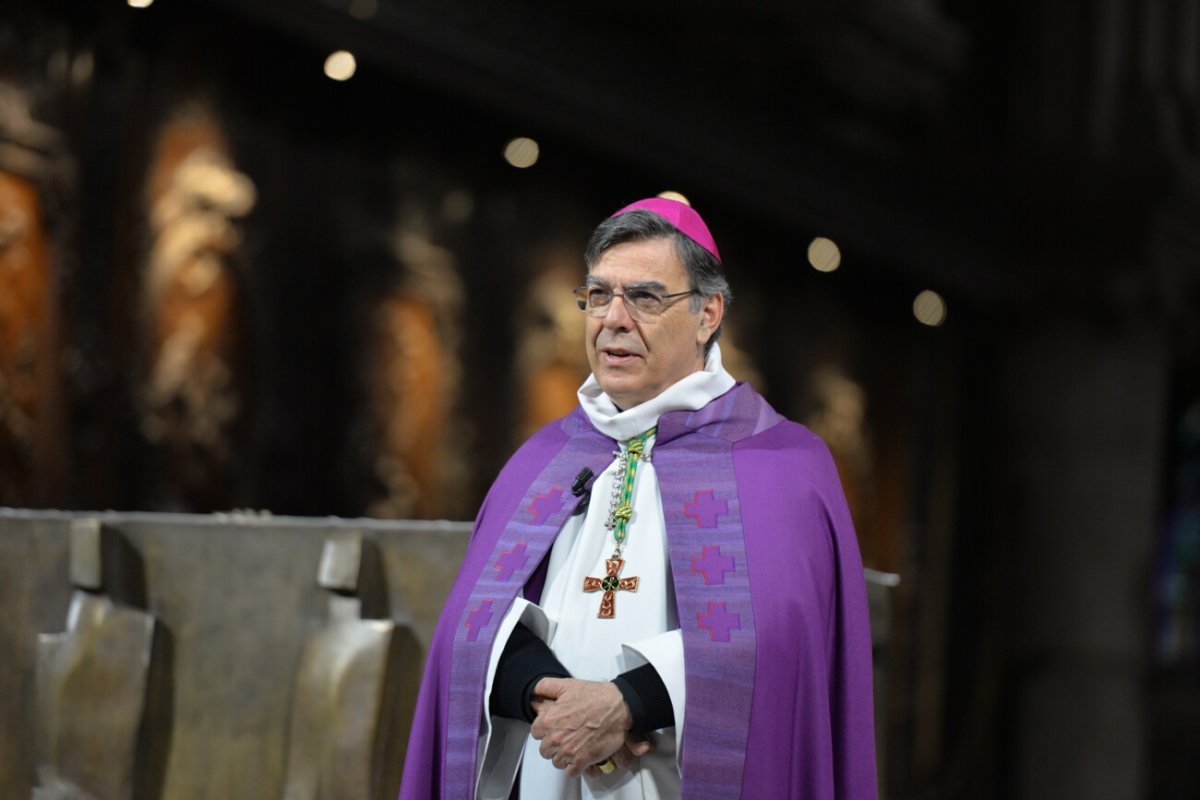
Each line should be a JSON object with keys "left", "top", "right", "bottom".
{"left": 600, "top": 295, "right": 635, "bottom": 327}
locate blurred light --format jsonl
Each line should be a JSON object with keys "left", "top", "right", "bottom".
{"left": 324, "top": 50, "right": 357, "bottom": 81}
{"left": 48, "top": 49, "right": 70, "bottom": 83}
{"left": 913, "top": 290, "right": 947, "bottom": 327}
{"left": 657, "top": 190, "right": 690, "bottom": 205}
{"left": 71, "top": 51, "right": 94, "bottom": 85}
{"left": 348, "top": 0, "right": 379, "bottom": 19}
{"left": 504, "top": 137, "right": 540, "bottom": 168}
{"left": 442, "top": 189, "right": 475, "bottom": 223}
{"left": 127, "top": 0, "right": 154, "bottom": 7}
{"left": 807, "top": 237, "right": 841, "bottom": 273}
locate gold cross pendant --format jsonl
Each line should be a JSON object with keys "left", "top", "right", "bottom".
{"left": 582, "top": 558, "right": 639, "bottom": 619}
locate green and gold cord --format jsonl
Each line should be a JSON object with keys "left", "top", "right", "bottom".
{"left": 606, "top": 427, "right": 655, "bottom": 553}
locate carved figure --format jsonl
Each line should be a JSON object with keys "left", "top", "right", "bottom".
{"left": 362, "top": 201, "right": 467, "bottom": 519}
{"left": 514, "top": 258, "right": 590, "bottom": 443}
{"left": 139, "top": 108, "right": 255, "bottom": 510}
{"left": 0, "top": 84, "right": 63, "bottom": 507}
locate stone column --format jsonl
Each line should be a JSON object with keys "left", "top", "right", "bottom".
{"left": 1000, "top": 319, "right": 1165, "bottom": 800}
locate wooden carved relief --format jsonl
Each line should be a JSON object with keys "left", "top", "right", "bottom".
{"left": 0, "top": 84, "right": 63, "bottom": 507}
{"left": 139, "top": 109, "right": 255, "bottom": 510}
{"left": 361, "top": 206, "right": 468, "bottom": 520}
{"left": 803, "top": 365, "right": 878, "bottom": 559}
{"left": 514, "top": 253, "right": 590, "bottom": 443}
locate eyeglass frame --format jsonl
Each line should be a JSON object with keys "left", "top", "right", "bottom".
{"left": 573, "top": 281, "right": 699, "bottom": 321}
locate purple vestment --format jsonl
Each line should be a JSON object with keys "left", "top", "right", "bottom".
{"left": 399, "top": 383, "right": 877, "bottom": 799}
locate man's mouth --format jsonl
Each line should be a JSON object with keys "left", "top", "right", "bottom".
{"left": 600, "top": 346, "right": 640, "bottom": 364}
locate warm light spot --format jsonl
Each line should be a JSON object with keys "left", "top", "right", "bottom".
{"left": 348, "top": 0, "right": 379, "bottom": 19}
{"left": 48, "top": 49, "right": 70, "bottom": 83}
{"left": 324, "top": 50, "right": 357, "bottom": 81}
{"left": 442, "top": 189, "right": 475, "bottom": 223}
{"left": 71, "top": 51, "right": 95, "bottom": 85}
{"left": 504, "top": 137, "right": 540, "bottom": 168}
{"left": 807, "top": 237, "right": 841, "bottom": 273}
{"left": 657, "top": 191, "right": 690, "bottom": 205}
{"left": 913, "top": 290, "right": 947, "bottom": 327}
{"left": 127, "top": 0, "right": 154, "bottom": 7}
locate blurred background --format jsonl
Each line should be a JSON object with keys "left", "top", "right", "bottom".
{"left": 1, "top": 0, "right": 1198, "bottom": 798}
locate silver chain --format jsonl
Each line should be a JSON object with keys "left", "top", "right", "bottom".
{"left": 605, "top": 447, "right": 627, "bottom": 533}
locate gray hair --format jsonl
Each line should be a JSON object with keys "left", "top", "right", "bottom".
{"left": 583, "top": 209, "right": 732, "bottom": 355}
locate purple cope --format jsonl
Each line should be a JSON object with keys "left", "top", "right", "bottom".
{"left": 398, "top": 383, "right": 878, "bottom": 799}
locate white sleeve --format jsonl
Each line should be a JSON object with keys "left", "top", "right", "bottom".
{"left": 475, "top": 598, "right": 555, "bottom": 800}
{"left": 620, "top": 628, "right": 686, "bottom": 765}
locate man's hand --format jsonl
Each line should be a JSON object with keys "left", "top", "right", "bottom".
{"left": 529, "top": 677, "right": 637, "bottom": 777}
{"left": 529, "top": 695, "right": 554, "bottom": 718}
{"left": 582, "top": 733, "right": 654, "bottom": 779}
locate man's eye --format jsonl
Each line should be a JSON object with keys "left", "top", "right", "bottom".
{"left": 626, "top": 289, "right": 661, "bottom": 308}
{"left": 587, "top": 289, "right": 612, "bottom": 306}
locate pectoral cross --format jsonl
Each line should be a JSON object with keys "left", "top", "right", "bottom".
{"left": 582, "top": 558, "right": 639, "bottom": 619}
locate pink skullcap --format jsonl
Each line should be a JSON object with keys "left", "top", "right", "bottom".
{"left": 611, "top": 197, "right": 722, "bottom": 263}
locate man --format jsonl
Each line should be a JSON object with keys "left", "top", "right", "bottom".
{"left": 400, "top": 197, "right": 877, "bottom": 799}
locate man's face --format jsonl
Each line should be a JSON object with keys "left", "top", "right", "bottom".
{"left": 585, "top": 237, "right": 724, "bottom": 410}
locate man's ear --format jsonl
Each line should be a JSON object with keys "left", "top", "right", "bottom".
{"left": 697, "top": 292, "right": 724, "bottom": 343}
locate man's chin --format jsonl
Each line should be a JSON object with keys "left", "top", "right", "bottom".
{"left": 596, "top": 375, "right": 647, "bottom": 409}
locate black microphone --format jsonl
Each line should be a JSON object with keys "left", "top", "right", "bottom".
{"left": 571, "top": 467, "right": 595, "bottom": 516}
{"left": 571, "top": 467, "right": 595, "bottom": 497}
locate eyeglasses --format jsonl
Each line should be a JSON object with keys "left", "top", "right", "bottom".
{"left": 573, "top": 285, "right": 697, "bottom": 321}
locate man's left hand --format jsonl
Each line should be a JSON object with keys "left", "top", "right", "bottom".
{"left": 582, "top": 734, "right": 655, "bottom": 779}
{"left": 529, "top": 677, "right": 632, "bottom": 777}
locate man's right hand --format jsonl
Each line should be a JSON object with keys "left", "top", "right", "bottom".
{"left": 529, "top": 677, "right": 635, "bottom": 776}
{"left": 529, "top": 695, "right": 554, "bottom": 718}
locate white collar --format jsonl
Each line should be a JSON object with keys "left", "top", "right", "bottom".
{"left": 577, "top": 342, "right": 737, "bottom": 442}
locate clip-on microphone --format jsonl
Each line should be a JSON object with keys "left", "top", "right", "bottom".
{"left": 571, "top": 467, "right": 595, "bottom": 515}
